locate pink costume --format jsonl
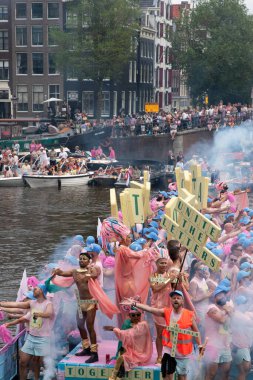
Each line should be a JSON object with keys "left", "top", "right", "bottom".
{"left": 51, "top": 275, "right": 119, "bottom": 319}
{"left": 115, "top": 246, "right": 154, "bottom": 323}
{"left": 113, "top": 321, "right": 152, "bottom": 371}
{"left": 109, "top": 149, "right": 116, "bottom": 160}
{"left": 150, "top": 273, "right": 172, "bottom": 326}
{"left": 29, "top": 142, "right": 36, "bottom": 153}
{"left": 234, "top": 191, "right": 249, "bottom": 211}
{"left": 88, "top": 278, "right": 119, "bottom": 319}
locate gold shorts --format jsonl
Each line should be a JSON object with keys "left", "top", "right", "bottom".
{"left": 80, "top": 299, "right": 98, "bottom": 312}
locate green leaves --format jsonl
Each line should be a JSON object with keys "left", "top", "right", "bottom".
{"left": 172, "top": 0, "right": 253, "bottom": 104}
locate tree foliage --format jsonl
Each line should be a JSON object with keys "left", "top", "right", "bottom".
{"left": 172, "top": 0, "right": 253, "bottom": 105}
{"left": 53, "top": 0, "right": 141, "bottom": 117}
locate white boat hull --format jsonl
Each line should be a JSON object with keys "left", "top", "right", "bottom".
{"left": 23, "top": 174, "right": 92, "bottom": 188}
{"left": 0, "top": 176, "right": 25, "bottom": 187}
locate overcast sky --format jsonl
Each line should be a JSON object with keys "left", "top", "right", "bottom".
{"left": 171, "top": 0, "right": 253, "bottom": 14}
{"left": 245, "top": 0, "right": 253, "bottom": 14}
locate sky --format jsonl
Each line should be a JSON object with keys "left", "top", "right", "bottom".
{"left": 171, "top": 0, "right": 253, "bottom": 14}
{"left": 245, "top": 0, "right": 253, "bottom": 14}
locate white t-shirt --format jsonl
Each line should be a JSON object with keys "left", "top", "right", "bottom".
{"left": 59, "top": 151, "right": 68, "bottom": 159}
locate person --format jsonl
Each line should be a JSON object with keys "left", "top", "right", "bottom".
{"left": 231, "top": 296, "right": 253, "bottom": 380}
{"left": 176, "top": 158, "right": 184, "bottom": 170}
{"left": 168, "top": 151, "right": 175, "bottom": 172}
{"left": 86, "top": 243, "right": 103, "bottom": 287}
{"left": 12, "top": 151, "right": 19, "bottom": 177}
{"left": 0, "top": 285, "right": 54, "bottom": 380}
{"left": 205, "top": 288, "right": 233, "bottom": 380}
{"left": 39, "top": 147, "right": 49, "bottom": 169}
{"left": 52, "top": 252, "right": 100, "bottom": 363}
{"left": 109, "top": 146, "right": 116, "bottom": 160}
{"left": 150, "top": 256, "right": 172, "bottom": 363}
{"left": 59, "top": 147, "right": 68, "bottom": 160}
{"left": 52, "top": 251, "right": 118, "bottom": 363}
{"left": 13, "top": 141, "right": 20, "bottom": 155}
{"left": 121, "top": 290, "right": 203, "bottom": 380}
{"left": 104, "top": 305, "right": 152, "bottom": 380}
{"left": 49, "top": 148, "right": 57, "bottom": 166}
{"left": 21, "top": 160, "right": 32, "bottom": 175}
{"left": 189, "top": 262, "right": 212, "bottom": 337}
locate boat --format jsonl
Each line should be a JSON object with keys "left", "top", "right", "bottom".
{"left": 23, "top": 173, "right": 93, "bottom": 189}
{"left": 88, "top": 174, "right": 118, "bottom": 187}
{"left": 66, "top": 124, "right": 113, "bottom": 151}
{"left": 114, "top": 159, "right": 167, "bottom": 188}
{"left": 0, "top": 176, "right": 26, "bottom": 187}
{"left": 0, "top": 118, "right": 76, "bottom": 152}
{"left": 86, "top": 159, "right": 118, "bottom": 170}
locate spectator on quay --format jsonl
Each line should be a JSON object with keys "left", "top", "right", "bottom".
{"left": 168, "top": 150, "right": 175, "bottom": 173}
{"left": 176, "top": 158, "right": 184, "bottom": 170}
{"left": 177, "top": 151, "right": 184, "bottom": 162}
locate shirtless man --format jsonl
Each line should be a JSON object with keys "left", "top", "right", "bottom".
{"left": 53, "top": 251, "right": 100, "bottom": 363}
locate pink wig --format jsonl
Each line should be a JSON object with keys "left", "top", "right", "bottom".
{"left": 100, "top": 217, "right": 131, "bottom": 250}
{"left": 27, "top": 276, "right": 39, "bottom": 288}
{"left": 103, "top": 256, "right": 115, "bottom": 268}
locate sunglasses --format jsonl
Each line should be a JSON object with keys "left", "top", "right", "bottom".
{"left": 130, "top": 313, "right": 141, "bottom": 317}
{"left": 230, "top": 258, "right": 238, "bottom": 262}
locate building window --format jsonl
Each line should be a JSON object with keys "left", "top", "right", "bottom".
{"left": 67, "top": 66, "right": 78, "bottom": 80}
{"left": 32, "top": 3, "right": 43, "bottom": 19}
{"left": 48, "top": 54, "right": 58, "bottom": 74}
{"left": 49, "top": 85, "right": 60, "bottom": 99}
{"left": 121, "top": 91, "right": 125, "bottom": 111}
{"left": 16, "top": 53, "right": 27, "bottom": 74}
{"left": 48, "top": 3, "right": 59, "bottom": 19}
{"left": 32, "top": 53, "right": 43, "bottom": 74}
{"left": 32, "top": 26, "right": 43, "bottom": 46}
{"left": 132, "top": 91, "right": 136, "bottom": 114}
{"left": 48, "top": 26, "right": 59, "bottom": 46}
{"left": 82, "top": 92, "right": 94, "bottom": 116}
{"left": 0, "top": 6, "right": 8, "bottom": 21}
{"left": 0, "top": 31, "right": 8, "bottom": 51}
{"left": 129, "top": 61, "right": 132, "bottom": 83}
{"left": 66, "top": 11, "right": 78, "bottom": 27}
{"left": 102, "top": 92, "right": 110, "bottom": 116}
{"left": 113, "top": 91, "right": 117, "bottom": 117}
{"left": 0, "top": 60, "right": 9, "bottom": 80}
{"left": 16, "top": 3, "right": 26, "bottom": 19}
{"left": 32, "top": 85, "right": 44, "bottom": 111}
{"left": 128, "top": 91, "right": 132, "bottom": 115}
{"left": 17, "top": 85, "right": 28, "bottom": 111}
{"left": 133, "top": 61, "right": 137, "bottom": 83}
{"left": 16, "top": 26, "right": 27, "bottom": 46}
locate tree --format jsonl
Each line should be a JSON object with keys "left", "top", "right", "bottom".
{"left": 53, "top": 0, "right": 140, "bottom": 119}
{"left": 172, "top": 0, "right": 253, "bottom": 105}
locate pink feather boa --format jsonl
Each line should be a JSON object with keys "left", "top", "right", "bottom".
{"left": 0, "top": 325, "right": 13, "bottom": 344}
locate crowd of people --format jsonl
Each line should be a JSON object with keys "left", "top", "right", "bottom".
{"left": 0, "top": 177, "right": 253, "bottom": 380}
{"left": 74, "top": 102, "right": 253, "bottom": 140}
{"left": 0, "top": 139, "right": 118, "bottom": 178}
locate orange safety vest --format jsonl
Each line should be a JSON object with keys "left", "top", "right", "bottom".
{"left": 162, "top": 307, "right": 194, "bottom": 356}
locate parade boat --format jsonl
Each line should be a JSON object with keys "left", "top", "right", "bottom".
{"left": 0, "top": 118, "right": 76, "bottom": 151}
{"left": 23, "top": 173, "right": 93, "bottom": 189}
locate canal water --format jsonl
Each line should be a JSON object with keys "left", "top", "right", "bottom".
{"left": 1, "top": 185, "right": 252, "bottom": 301}
{"left": 0, "top": 186, "right": 111, "bottom": 300}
